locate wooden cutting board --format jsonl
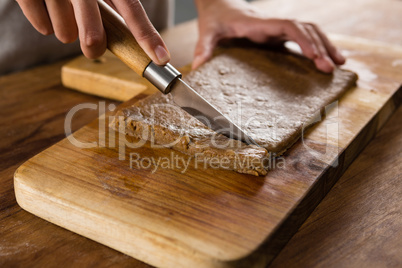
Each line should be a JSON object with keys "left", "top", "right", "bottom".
{"left": 14, "top": 35, "right": 402, "bottom": 268}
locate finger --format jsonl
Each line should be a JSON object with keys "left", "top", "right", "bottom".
{"left": 192, "top": 32, "right": 218, "bottom": 69}
{"left": 264, "top": 19, "right": 319, "bottom": 60}
{"left": 309, "top": 24, "right": 346, "bottom": 65}
{"left": 103, "top": 0, "right": 117, "bottom": 11}
{"left": 304, "top": 24, "right": 335, "bottom": 73}
{"left": 45, "top": 0, "right": 78, "bottom": 43}
{"left": 16, "top": 0, "right": 53, "bottom": 35}
{"left": 71, "top": 0, "right": 106, "bottom": 59}
{"left": 110, "top": 0, "right": 170, "bottom": 65}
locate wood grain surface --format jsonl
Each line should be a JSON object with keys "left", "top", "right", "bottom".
{"left": 62, "top": 51, "right": 157, "bottom": 101}
{"left": 269, "top": 105, "right": 402, "bottom": 267}
{"left": 13, "top": 34, "right": 402, "bottom": 267}
{"left": 1, "top": 0, "right": 402, "bottom": 267}
{"left": 0, "top": 62, "right": 131, "bottom": 267}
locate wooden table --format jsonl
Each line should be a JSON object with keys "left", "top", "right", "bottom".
{"left": 1, "top": 0, "right": 401, "bottom": 267}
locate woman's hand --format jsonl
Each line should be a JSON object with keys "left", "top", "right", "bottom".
{"left": 16, "top": 0, "right": 170, "bottom": 65}
{"left": 193, "top": 0, "right": 345, "bottom": 73}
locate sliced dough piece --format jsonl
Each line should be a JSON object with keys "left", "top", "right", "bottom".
{"left": 111, "top": 47, "right": 357, "bottom": 176}
{"left": 113, "top": 93, "right": 269, "bottom": 176}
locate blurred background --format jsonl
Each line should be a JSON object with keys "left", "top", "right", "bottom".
{"left": 175, "top": 0, "right": 197, "bottom": 24}
{"left": 175, "top": 0, "right": 255, "bottom": 24}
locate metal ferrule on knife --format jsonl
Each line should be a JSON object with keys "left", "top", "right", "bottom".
{"left": 143, "top": 62, "right": 182, "bottom": 94}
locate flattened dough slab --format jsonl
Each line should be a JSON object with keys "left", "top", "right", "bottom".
{"left": 112, "top": 47, "right": 357, "bottom": 175}
{"left": 184, "top": 47, "right": 358, "bottom": 153}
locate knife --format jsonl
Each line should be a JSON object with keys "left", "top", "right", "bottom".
{"left": 97, "top": 0, "right": 258, "bottom": 146}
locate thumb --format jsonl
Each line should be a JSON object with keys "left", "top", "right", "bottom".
{"left": 192, "top": 32, "right": 217, "bottom": 70}
{"left": 110, "top": 0, "right": 170, "bottom": 65}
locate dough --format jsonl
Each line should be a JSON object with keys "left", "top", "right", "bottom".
{"left": 113, "top": 93, "right": 269, "bottom": 176}
{"left": 111, "top": 47, "right": 357, "bottom": 176}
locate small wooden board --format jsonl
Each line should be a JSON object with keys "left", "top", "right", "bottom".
{"left": 61, "top": 51, "right": 158, "bottom": 101}
{"left": 14, "top": 35, "right": 402, "bottom": 267}
{"left": 61, "top": 51, "right": 192, "bottom": 101}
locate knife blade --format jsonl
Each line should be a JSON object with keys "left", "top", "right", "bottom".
{"left": 170, "top": 78, "right": 259, "bottom": 145}
{"left": 97, "top": 0, "right": 259, "bottom": 146}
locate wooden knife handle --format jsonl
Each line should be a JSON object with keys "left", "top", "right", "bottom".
{"left": 97, "top": 0, "right": 152, "bottom": 76}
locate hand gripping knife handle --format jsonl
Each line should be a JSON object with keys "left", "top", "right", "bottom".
{"left": 97, "top": 0, "right": 181, "bottom": 94}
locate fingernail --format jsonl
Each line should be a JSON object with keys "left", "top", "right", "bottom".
{"left": 192, "top": 55, "right": 202, "bottom": 69}
{"left": 316, "top": 57, "right": 335, "bottom": 73}
{"left": 336, "top": 50, "right": 346, "bottom": 62}
{"left": 155, "top": 45, "right": 170, "bottom": 64}
{"left": 312, "top": 45, "right": 319, "bottom": 58}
